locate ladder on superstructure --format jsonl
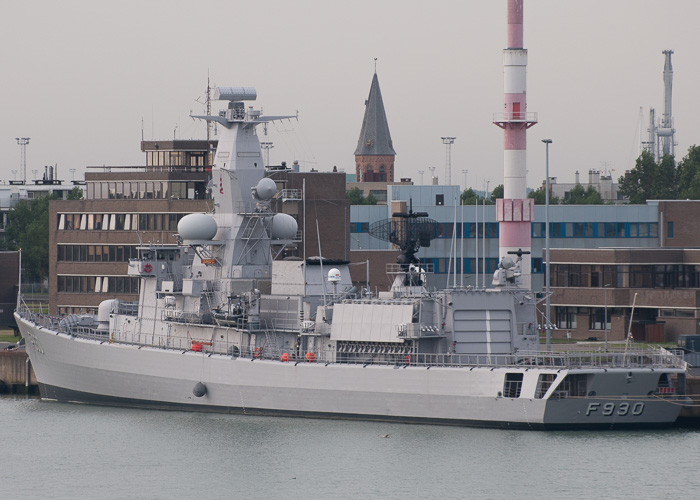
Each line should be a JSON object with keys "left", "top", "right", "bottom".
{"left": 262, "top": 323, "right": 281, "bottom": 359}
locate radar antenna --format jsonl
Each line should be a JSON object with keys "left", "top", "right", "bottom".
{"left": 369, "top": 200, "right": 438, "bottom": 284}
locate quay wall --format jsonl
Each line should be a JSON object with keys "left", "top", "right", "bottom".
{"left": 0, "top": 350, "right": 37, "bottom": 393}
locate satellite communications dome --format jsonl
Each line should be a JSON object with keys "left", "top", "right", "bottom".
{"left": 178, "top": 214, "right": 218, "bottom": 241}
{"left": 270, "top": 213, "right": 298, "bottom": 240}
{"left": 253, "top": 177, "right": 277, "bottom": 201}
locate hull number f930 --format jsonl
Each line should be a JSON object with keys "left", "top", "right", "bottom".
{"left": 586, "top": 402, "right": 645, "bottom": 417}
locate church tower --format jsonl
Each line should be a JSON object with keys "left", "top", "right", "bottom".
{"left": 354, "top": 72, "right": 396, "bottom": 182}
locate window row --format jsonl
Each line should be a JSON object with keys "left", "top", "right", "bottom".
{"left": 146, "top": 151, "right": 209, "bottom": 167}
{"left": 350, "top": 221, "right": 660, "bottom": 239}
{"left": 419, "top": 258, "right": 500, "bottom": 275}
{"left": 59, "top": 213, "right": 188, "bottom": 231}
{"left": 58, "top": 245, "right": 138, "bottom": 262}
{"left": 57, "top": 276, "right": 140, "bottom": 294}
{"left": 532, "top": 222, "right": 659, "bottom": 238}
{"left": 551, "top": 264, "right": 700, "bottom": 289}
{"left": 397, "top": 257, "right": 544, "bottom": 276}
{"left": 350, "top": 222, "right": 500, "bottom": 238}
{"left": 86, "top": 181, "right": 208, "bottom": 200}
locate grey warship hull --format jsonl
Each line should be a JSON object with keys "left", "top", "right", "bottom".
{"left": 16, "top": 313, "right": 685, "bottom": 430}
{"left": 15, "top": 84, "right": 688, "bottom": 430}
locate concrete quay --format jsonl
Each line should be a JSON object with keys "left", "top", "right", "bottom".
{"left": 0, "top": 349, "right": 37, "bottom": 394}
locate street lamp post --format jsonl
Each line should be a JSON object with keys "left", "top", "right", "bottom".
{"left": 542, "top": 139, "right": 552, "bottom": 351}
{"left": 604, "top": 283, "right": 611, "bottom": 351}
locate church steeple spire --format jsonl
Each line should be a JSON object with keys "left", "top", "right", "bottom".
{"left": 354, "top": 72, "right": 396, "bottom": 182}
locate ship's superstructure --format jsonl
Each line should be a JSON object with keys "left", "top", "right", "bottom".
{"left": 14, "top": 86, "right": 689, "bottom": 430}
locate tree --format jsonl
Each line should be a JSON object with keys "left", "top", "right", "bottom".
{"left": 345, "top": 187, "right": 377, "bottom": 205}
{"left": 67, "top": 186, "right": 84, "bottom": 200}
{"left": 460, "top": 185, "right": 501, "bottom": 206}
{"left": 490, "top": 184, "right": 504, "bottom": 202}
{"left": 676, "top": 145, "right": 700, "bottom": 199}
{"left": 527, "top": 186, "right": 560, "bottom": 205}
{"left": 564, "top": 184, "right": 603, "bottom": 205}
{"left": 618, "top": 151, "right": 678, "bottom": 203}
{"left": 460, "top": 188, "right": 487, "bottom": 205}
{"left": 2, "top": 194, "right": 55, "bottom": 281}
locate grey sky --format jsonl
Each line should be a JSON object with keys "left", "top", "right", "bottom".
{"left": 1, "top": 0, "right": 698, "bottom": 191}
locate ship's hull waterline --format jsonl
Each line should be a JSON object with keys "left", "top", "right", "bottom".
{"left": 17, "top": 315, "right": 683, "bottom": 430}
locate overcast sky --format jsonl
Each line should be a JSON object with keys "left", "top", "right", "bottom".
{"left": 1, "top": 0, "right": 698, "bottom": 191}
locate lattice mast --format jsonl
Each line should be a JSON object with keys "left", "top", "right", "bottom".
{"left": 441, "top": 137, "right": 455, "bottom": 185}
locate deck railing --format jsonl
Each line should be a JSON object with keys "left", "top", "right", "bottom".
{"left": 17, "top": 309, "right": 686, "bottom": 370}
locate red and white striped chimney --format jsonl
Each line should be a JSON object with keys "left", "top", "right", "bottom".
{"left": 493, "top": 0, "right": 537, "bottom": 288}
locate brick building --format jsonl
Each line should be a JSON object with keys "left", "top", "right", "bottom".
{"left": 50, "top": 140, "right": 213, "bottom": 314}
{"left": 549, "top": 200, "right": 700, "bottom": 342}
{"left": 49, "top": 140, "right": 350, "bottom": 315}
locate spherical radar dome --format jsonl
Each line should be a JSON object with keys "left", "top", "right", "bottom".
{"left": 178, "top": 213, "right": 218, "bottom": 241}
{"left": 270, "top": 213, "right": 298, "bottom": 240}
{"left": 253, "top": 177, "right": 277, "bottom": 201}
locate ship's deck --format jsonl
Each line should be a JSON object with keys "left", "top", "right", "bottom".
{"left": 19, "top": 307, "right": 686, "bottom": 371}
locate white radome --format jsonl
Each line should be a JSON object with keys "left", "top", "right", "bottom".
{"left": 254, "top": 177, "right": 277, "bottom": 201}
{"left": 178, "top": 213, "right": 218, "bottom": 241}
{"left": 270, "top": 213, "right": 298, "bottom": 239}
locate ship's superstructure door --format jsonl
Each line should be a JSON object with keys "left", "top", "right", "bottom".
{"left": 452, "top": 309, "right": 512, "bottom": 354}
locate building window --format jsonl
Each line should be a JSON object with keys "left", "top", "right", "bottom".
{"left": 650, "top": 223, "right": 658, "bottom": 237}
{"left": 532, "top": 223, "right": 544, "bottom": 238}
{"left": 667, "top": 221, "right": 674, "bottom": 238}
{"left": 436, "top": 194, "right": 444, "bottom": 206}
{"left": 532, "top": 258, "right": 543, "bottom": 274}
{"left": 438, "top": 223, "right": 453, "bottom": 238}
{"left": 549, "top": 223, "right": 563, "bottom": 238}
{"left": 605, "top": 223, "right": 616, "bottom": 238}
{"left": 556, "top": 307, "right": 578, "bottom": 329}
{"left": 589, "top": 308, "right": 606, "bottom": 330}
{"left": 486, "top": 223, "right": 499, "bottom": 238}
{"left": 369, "top": 190, "right": 387, "bottom": 202}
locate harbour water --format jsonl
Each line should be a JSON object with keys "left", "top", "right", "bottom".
{"left": 3, "top": 395, "right": 699, "bottom": 500}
